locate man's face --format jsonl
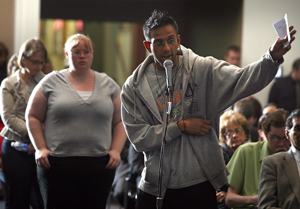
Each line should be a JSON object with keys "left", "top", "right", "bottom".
{"left": 286, "top": 117, "right": 300, "bottom": 151}
{"left": 266, "top": 125, "right": 290, "bottom": 155}
{"left": 224, "top": 50, "right": 240, "bottom": 66}
{"left": 144, "top": 25, "right": 180, "bottom": 71}
{"left": 292, "top": 67, "right": 300, "bottom": 82}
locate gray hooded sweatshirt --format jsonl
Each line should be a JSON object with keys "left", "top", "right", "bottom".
{"left": 121, "top": 45, "right": 279, "bottom": 197}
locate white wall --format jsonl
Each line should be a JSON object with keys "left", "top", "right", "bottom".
{"left": 242, "top": 0, "right": 300, "bottom": 108}
{"left": 14, "top": 0, "right": 40, "bottom": 53}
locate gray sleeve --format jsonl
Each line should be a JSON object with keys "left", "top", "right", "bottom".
{"left": 207, "top": 50, "right": 279, "bottom": 113}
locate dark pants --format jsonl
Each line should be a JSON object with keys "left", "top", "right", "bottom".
{"left": 136, "top": 181, "right": 218, "bottom": 209}
{"left": 1, "top": 138, "right": 43, "bottom": 209}
{"left": 37, "top": 155, "right": 115, "bottom": 209}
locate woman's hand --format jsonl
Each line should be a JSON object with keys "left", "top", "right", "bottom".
{"left": 35, "top": 148, "right": 51, "bottom": 170}
{"left": 105, "top": 150, "right": 121, "bottom": 169}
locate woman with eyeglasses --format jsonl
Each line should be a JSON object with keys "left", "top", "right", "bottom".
{"left": 26, "top": 34, "right": 127, "bottom": 208}
{"left": 0, "top": 38, "right": 46, "bottom": 208}
{"left": 216, "top": 110, "right": 250, "bottom": 209}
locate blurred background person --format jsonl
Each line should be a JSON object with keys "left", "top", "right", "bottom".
{"left": 234, "top": 99, "right": 259, "bottom": 142}
{"left": 7, "top": 53, "right": 19, "bottom": 76}
{"left": 217, "top": 110, "right": 250, "bottom": 208}
{"left": 257, "top": 114, "right": 268, "bottom": 142}
{"left": 42, "top": 59, "right": 53, "bottom": 74}
{"left": 26, "top": 34, "right": 127, "bottom": 209}
{"left": 262, "top": 102, "right": 278, "bottom": 115}
{"left": 0, "top": 38, "right": 46, "bottom": 208}
{"left": 224, "top": 45, "right": 241, "bottom": 67}
{"left": 269, "top": 58, "right": 300, "bottom": 113}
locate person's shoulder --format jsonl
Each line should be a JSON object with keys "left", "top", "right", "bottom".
{"left": 263, "top": 150, "right": 288, "bottom": 162}
{"left": 274, "top": 75, "right": 293, "bottom": 83}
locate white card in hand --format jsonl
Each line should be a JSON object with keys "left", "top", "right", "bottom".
{"left": 273, "top": 14, "right": 291, "bottom": 48}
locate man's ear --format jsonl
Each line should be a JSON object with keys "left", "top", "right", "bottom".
{"left": 65, "top": 51, "right": 69, "bottom": 60}
{"left": 285, "top": 129, "right": 290, "bottom": 140}
{"left": 143, "top": 41, "right": 151, "bottom": 53}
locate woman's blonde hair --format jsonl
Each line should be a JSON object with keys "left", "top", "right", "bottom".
{"left": 219, "top": 110, "right": 250, "bottom": 145}
{"left": 64, "top": 34, "right": 93, "bottom": 66}
{"left": 17, "top": 38, "right": 47, "bottom": 68}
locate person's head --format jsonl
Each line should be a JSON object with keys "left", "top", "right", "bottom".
{"left": 0, "top": 42, "right": 9, "bottom": 68}
{"left": 233, "top": 99, "right": 256, "bottom": 128}
{"left": 42, "top": 59, "right": 53, "bottom": 74}
{"left": 18, "top": 38, "right": 47, "bottom": 77}
{"left": 143, "top": 10, "right": 181, "bottom": 71}
{"left": 224, "top": 45, "right": 241, "bottom": 66}
{"left": 285, "top": 109, "right": 300, "bottom": 151}
{"left": 262, "top": 103, "right": 278, "bottom": 115}
{"left": 291, "top": 58, "right": 300, "bottom": 82}
{"left": 7, "top": 53, "right": 19, "bottom": 76}
{"left": 263, "top": 109, "right": 290, "bottom": 154}
{"left": 64, "top": 34, "right": 94, "bottom": 70}
{"left": 257, "top": 114, "right": 268, "bottom": 141}
{"left": 245, "top": 96, "right": 262, "bottom": 127}
{"left": 220, "top": 110, "right": 250, "bottom": 152}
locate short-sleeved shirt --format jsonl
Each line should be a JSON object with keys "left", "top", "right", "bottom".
{"left": 41, "top": 69, "right": 120, "bottom": 157}
{"left": 226, "top": 141, "right": 270, "bottom": 209}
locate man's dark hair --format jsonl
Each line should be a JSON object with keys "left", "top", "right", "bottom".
{"left": 143, "top": 10, "right": 179, "bottom": 41}
{"left": 286, "top": 109, "right": 300, "bottom": 130}
{"left": 292, "top": 58, "right": 300, "bottom": 71}
{"left": 233, "top": 99, "right": 255, "bottom": 120}
{"left": 263, "top": 108, "right": 290, "bottom": 133}
{"left": 225, "top": 45, "right": 240, "bottom": 55}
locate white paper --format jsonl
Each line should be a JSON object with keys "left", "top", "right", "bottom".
{"left": 273, "top": 14, "right": 291, "bottom": 48}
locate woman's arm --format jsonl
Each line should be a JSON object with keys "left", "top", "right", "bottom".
{"left": 105, "top": 90, "right": 127, "bottom": 169}
{"left": 0, "top": 81, "right": 28, "bottom": 139}
{"left": 25, "top": 86, "right": 51, "bottom": 170}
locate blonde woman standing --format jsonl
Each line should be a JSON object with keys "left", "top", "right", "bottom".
{"left": 26, "top": 34, "right": 127, "bottom": 209}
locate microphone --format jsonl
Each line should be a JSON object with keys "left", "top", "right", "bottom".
{"left": 163, "top": 60, "right": 174, "bottom": 95}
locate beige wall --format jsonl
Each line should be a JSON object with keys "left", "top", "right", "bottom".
{"left": 0, "top": 0, "right": 15, "bottom": 57}
{"left": 242, "top": 0, "right": 300, "bottom": 107}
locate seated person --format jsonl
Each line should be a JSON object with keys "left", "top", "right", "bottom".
{"left": 258, "top": 109, "right": 300, "bottom": 209}
{"left": 233, "top": 99, "right": 259, "bottom": 142}
{"left": 262, "top": 103, "right": 278, "bottom": 115}
{"left": 217, "top": 110, "right": 250, "bottom": 208}
{"left": 225, "top": 109, "right": 290, "bottom": 209}
{"left": 257, "top": 114, "right": 268, "bottom": 142}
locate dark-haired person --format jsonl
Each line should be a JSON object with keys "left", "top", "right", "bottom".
{"left": 258, "top": 109, "right": 300, "bottom": 209}
{"left": 269, "top": 58, "right": 300, "bottom": 113}
{"left": 226, "top": 109, "right": 290, "bottom": 209}
{"left": 224, "top": 45, "right": 241, "bottom": 67}
{"left": 0, "top": 38, "right": 46, "bottom": 208}
{"left": 121, "top": 10, "right": 296, "bottom": 209}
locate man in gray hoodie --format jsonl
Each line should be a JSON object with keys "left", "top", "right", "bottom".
{"left": 121, "top": 10, "right": 296, "bottom": 209}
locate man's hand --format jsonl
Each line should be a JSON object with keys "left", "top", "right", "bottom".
{"left": 178, "top": 118, "right": 211, "bottom": 135}
{"left": 270, "top": 25, "right": 296, "bottom": 60}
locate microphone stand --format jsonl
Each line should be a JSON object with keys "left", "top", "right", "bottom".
{"left": 156, "top": 86, "right": 173, "bottom": 209}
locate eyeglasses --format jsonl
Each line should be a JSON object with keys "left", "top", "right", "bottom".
{"left": 268, "top": 133, "right": 289, "bottom": 143}
{"left": 70, "top": 50, "right": 92, "bottom": 56}
{"left": 225, "top": 128, "right": 244, "bottom": 137}
{"left": 151, "top": 38, "right": 177, "bottom": 48}
{"left": 26, "top": 58, "right": 45, "bottom": 66}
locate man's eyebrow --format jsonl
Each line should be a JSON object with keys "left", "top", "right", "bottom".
{"left": 154, "top": 35, "right": 176, "bottom": 41}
